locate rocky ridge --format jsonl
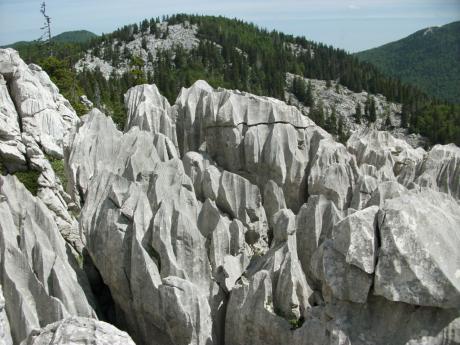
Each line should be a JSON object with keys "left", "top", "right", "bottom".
{"left": 286, "top": 73, "right": 427, "bottom": 148}
{"left": 75, "top": 22, "right": 199, "bottom": 79}
{"left": 0, "top": 49, "right": 459, "bottom": 345}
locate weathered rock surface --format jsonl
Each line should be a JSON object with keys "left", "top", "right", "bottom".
{"left": 375, "top": 189, "right": 460, "bottom": 308}
{"left": 331, "top": 206, "right": 379, "bottom": 274}
{"left": 0, "top": 49, "right": 79, "bottom": 159}
{"left": 124, "top": 84, "right": 178, "bottom": 146}
{"left": 0, "top": 176, "right": 96, "bottom": 345}
{"left": 75, "top": 22, "right": 199, "bottom": 80}
{"left": 410, "top": 144, "right": 460, "bottom": 200}
{"left": 296, "top": 195, "right": 343, "bottom": 284}
{"left": 226, "top": 209, "right": 323, "bottom": 345}
{"left": 1, "top": 54, "right": 460, "bottom": 345}
{"left": 0, "top": 48, "right": 81, "bottom": 253}
{"left": 19, "top": 317, "right": 135, "bottom": 345}
{"left": 0, "top": 286, "right": 12, "bottom": 345}
{"left": 176, "top": 80, "right": 361, "bottom": 211}
{"left": 347, "top": 127, "right": 425, "bottom": 181}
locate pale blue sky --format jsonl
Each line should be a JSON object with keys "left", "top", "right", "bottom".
{"left": 0, "top": 0, "right": 459, "bottom": 52}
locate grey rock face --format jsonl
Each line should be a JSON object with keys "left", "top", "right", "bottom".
{"left": 375, "top": 189, "right": 460, "bottom": 308}
{"left": 175, "top": 81, "right": 317, "bottom": 210}
{"left": 226, "top": 209, "right": 321, "bottom": 345}
{"left": 331, "top": 206, "right": 379, "bottom": 274}
{"left": 2, "top": 57, "right": 460, "bottom": 345}
{"left": 296, "top": 195, "right": 343, "bottom": 284}
{"left": 73, "top": 111, "right": 219, "bottom": 345}
{"left": 0, "top": 75, "right": 26, "bottom": 172}
{"left": 0, "top": 49, "right": 79, "bottom": 159}
{"left": 19, "top": 317, "right": 135, "bottom": 345}
{"left": 307, "top": 137, "right": 358, "bottom": 210}
{"left": 365, "top": 180, "right": 408, "bottom": 208}
{"left": 347, "top": 127, "right": 425, "bottom": 182}
{"left": 0, "top": 48, "right": 81, "bottom": 253}
{"left": 330, "top": 296, "right": 460, "bottom": 345}
{"left": 411, "top": 144, "right": 460, "bottom": 200}
{"left": 0, "top": 286, "right": 12, "bottom": 345}
{"left": 0, "top": 176, "right": 96, "bottom": 345}
{"left": 311, "top": 240, "right": 372, "bottom": 304}
{"left": 124, "top": 84, "right": 178, "bottom": 147}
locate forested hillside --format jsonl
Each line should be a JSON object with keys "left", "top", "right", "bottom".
{"left": 10, "top": 14, "right": 460, "bottom": 146}
{"left": 356, "top": 21, "right": 460, "bottom": 104}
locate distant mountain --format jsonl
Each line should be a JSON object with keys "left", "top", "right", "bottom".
{"left": 355, "top": 21, "right": 460, "bottom": 104}
{"left": 2, "top": 30, "right": 97, "bottom": 48}
{"left": 53, "top": 30, "right": 97, "bottom": 43}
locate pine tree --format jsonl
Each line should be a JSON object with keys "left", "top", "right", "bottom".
{"left": 369, "top": 97, "right": 377, "bottom": 123}
{"left": 337, "top": 116, "right": 347, "bottom": 144}
{"left": 326, "top": 107, "right": 338, "bottom": 135}
{"left": 305, "top": 80, "right": 314, "bottom": 107}
{"left": 354, "top": 103, "right": 362, "bottom": 124}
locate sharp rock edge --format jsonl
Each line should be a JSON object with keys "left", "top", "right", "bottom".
{"left": 0, "top": 48, "right": 459, "bottom": 345}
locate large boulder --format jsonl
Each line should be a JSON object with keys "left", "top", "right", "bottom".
{"left": 19, "top": 317, "right": 135, "bottom": 345}
{"left": 375, "top": 189, "right": 460, "bottom": 308}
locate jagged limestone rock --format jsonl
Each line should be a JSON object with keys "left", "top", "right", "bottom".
{"left": 410, "top": 144, "right": 460, "bottom": 200}
{"left": 19, "top": 317, "right": 135, "bottom": 345}
{"left": 124, "top": 84, "right": 178, "bottom": 147}
{"left": 175, "top": 80, "right": 325, "bottom": 210}
{"left": 347, "top": 127, "right": 425, "bottom": 182}
{"left": 329, "top": 295, "right": 460, "bottom": 345}
{"left": 225, "top": 212, "right": 323, "bottom": 345}
{"left": 0, "top": 75, "right": 26, "bottom": 172}
{"left": 365, "top": 180, "right": 408, "bottom": 208}
{"left": 263, "top": 180, "right": 287, "bottom": 228}
{"left": 349, "top": 175, "right": 378, "bottom": 210}
{"left": 307, "top": 137, "right": 358, "bottom": 210}
{"left": 310, "top": 240, "right": 372, "bottom": 304}
{"left": 375, "top": 189, "right": 460, "bottom": 308}
{"left": 331, "top": 206, "right": 379, "bottom": 274}
{"left": 0, "top": 49, "right": 82, "bottom": 254}
{"left": 0, "top": 49, "right": 79, "bottom": 159}
{"left": 0, "top": 286, "right": 12, "bottom": 345}
{"left": 0, "top": 176, "right": 96, "bottom": 345}
{"left": 296, "top": 195, "right": 343, "bottom": 284}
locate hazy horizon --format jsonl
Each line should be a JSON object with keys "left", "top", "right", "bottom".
{"left": 0, "top": 0, "right": 459, "bottom": 52}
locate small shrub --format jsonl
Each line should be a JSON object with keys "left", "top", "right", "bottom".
{"left": 49, "top": 157, "right": 68, "bottom": 189}
{"left": 14, "top": 170, "right": 41, "bottom": 195}
{"left": 288, "top": 316, "right": 305, "bottom": 330}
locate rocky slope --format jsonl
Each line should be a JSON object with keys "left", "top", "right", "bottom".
{"left": 75, "top": 22, "right": 199, "bottom": 79}
{"left": 0, "top": 48, "right": 460, "bottom": 345}
{"left": 285, "top": 73, "right": 426, "bottom": 147}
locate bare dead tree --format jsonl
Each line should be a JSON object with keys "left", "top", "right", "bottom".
{"left": 39, "top": 1, "right": 53, "bottom": 56}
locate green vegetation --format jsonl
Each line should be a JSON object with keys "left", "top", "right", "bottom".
{"left": 3, "top": 30, "right": 97, "bottom": 49}
{"left": 8, "top": 14, "right": 460, "bottom": 145}
{"left": 356, "top": 21, "right": 460, "bottom": 104}
{"left": 40, "top": 56, "right": 87, "bottom": 116}
{"left": 52, "top": 30, "right": 97, "bottom": 43}
{"left": 47, "top": 156, "right": 68, "bottom": 189}
{"left": 13, "top": 170, "right": 41, "bottom": 196}
{"left": 288, "top": 316, "right": 305, "bottom": 330}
